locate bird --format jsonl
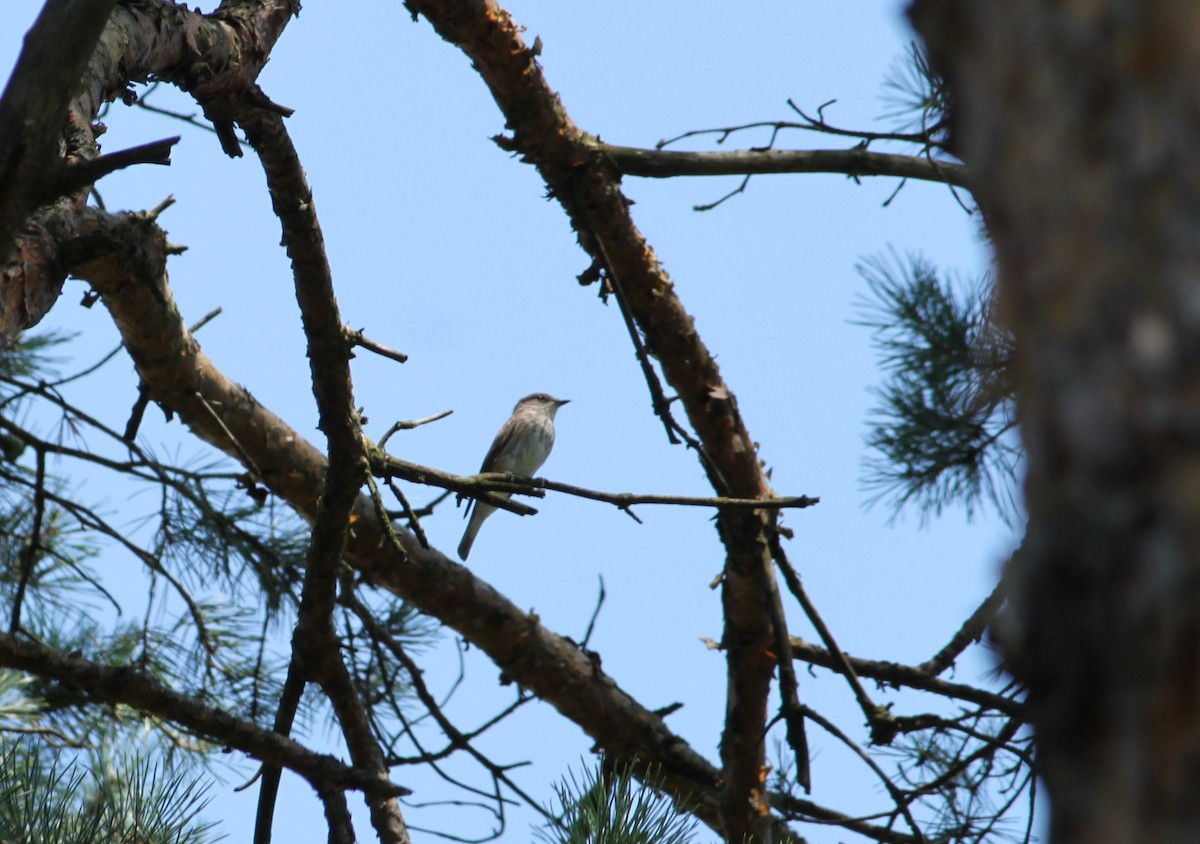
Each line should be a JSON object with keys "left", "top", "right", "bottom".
{"left": 457, "top": 393, "right": 569, "bottom": 560}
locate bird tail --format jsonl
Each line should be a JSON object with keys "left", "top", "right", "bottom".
{"left": 457, "top": 502, "right": 495, "bottom": 560}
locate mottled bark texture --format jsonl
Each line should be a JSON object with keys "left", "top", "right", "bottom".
{"left": 912, "top": 2, "right": 1200, "bottom": 842}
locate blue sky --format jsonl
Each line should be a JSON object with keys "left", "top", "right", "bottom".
{"left": 0, "top": 2, "right": 1018, "bottom": 841}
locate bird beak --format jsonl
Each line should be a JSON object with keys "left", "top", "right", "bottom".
{"left": 557, "top": 398, "right": 570, "bottom": 406}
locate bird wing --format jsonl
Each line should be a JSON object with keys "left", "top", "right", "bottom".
{"left": 462, "top": 423, "right": 515, "bottom": 520}
{"left": 479, "top": 424, "right": 515, "bottom": 474}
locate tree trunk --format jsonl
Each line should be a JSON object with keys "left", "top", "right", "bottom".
{"left": 912, "top": 2, "right": 1200, "bottom": 842}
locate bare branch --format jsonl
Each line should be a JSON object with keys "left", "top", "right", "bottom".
{"left": 657, "top": 109, "right": 940, "bottom": 152}
{"left": 601, "top": 144, "right": 969, "bottom": 190}
{"left": 801, "top": 704, "right": 927, "bottom": 844}
{"left": 10, "top": 450, "right": 46, "bottom": 634}
{"left": 788, "top": 637, "right": 1025, "bottom": 718}
{"left": 377, "top": 410, "right": 453, "bottom": 450}
{"left": 530, "top": 476, "right": 819, "bottom": 513}
{"left": 917, "top": 567, "right": 1009, "bottom": 677}
{"left": 773, "top": 538, "right": 892, "bottom": 743}
{"left": 59, "top": 136, "right": 180, "bottom": 193}
{"left": 253, "top": 663, "right": 306, "bottom": 844}
{"left": 771, "top": 793, "right": 918, "bottom": 844}
{"left": 346, "top": 326, "right": 409, "bottom": 364}
{"left": 375, "top": 452, "right": 817, "bottom": 515}
{"left": 341, "top": 585, "right": 555, "bottom": 827}
{"left": 241, "top": 108, "right": 411, "bottom": 844}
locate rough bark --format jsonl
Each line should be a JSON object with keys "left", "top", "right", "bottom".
{"left": 912, "top": 2, "right": 1200, "bottom": 842}
{"left": 0, "top": 0, "right": 116, "bottom": 335}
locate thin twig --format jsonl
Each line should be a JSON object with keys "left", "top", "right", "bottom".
{"left": 342, "top": 586, "right": 556, "bottom": 825}
{"left": 656, "top": 109, "right": 940, "bottom": 153}
{"left": 0, "top": 724, "right": 85, "bottom": 746}
{"left": 589, "top": 226, "right": 682, "bottom": 442}
{"left": 378, "top": 409, "right": 453, "bottom": 450}
{"left": 11, "top": 450, "right": 46, "bottom": 634}
{"left": 771, "top": 790, "right": 918, "bottom": 844}
{"left": 385, "top": 478, "right": 428, "bottom": 550}
{"left": 694, "top": 175, "right": 753, "bottom": 212}
{"left": 579, "top": 576, "right": 606, "bottom": 649}
{"left": 404, "top": 489, "right": 453, "bottom": 520}
{"left": 788, "top": 99, "right": 941, "bottom": 147}
{"left": 195, "top": 391, "right": 263, "bottom": 479}
{"left": 535, "top": 475, "right": 818, "bottom": 512}
{"left": 901, "top": 718, "right": 1024, "bottom": 805}
{"left": 366, "top": 475, "right": 412, "bottom": 557}
{"left": 917, "top": 572, "right": 1009, "bottom": 676}
{"left": 14, "top": 300, "right": 222, "bottom": 398}
{"left": 801, "top": 704, "right": 927, "bottom": 844}
{"left": 43, "top": 545, "right": 121, "bottom": 616}
{"left": 134, "top": 82, "right": 227, "bottom": 139}
{"left": 771, "top": 536, "right": 887, "bottom": 739}
{"left": 786, "top": 637, "right": 1025, "bottom": 718}
{"left": 345, "top": 326, "right": 409, "bottom": 364}
{"left": 600, "top": 144, "right": 969, "bottom": 189}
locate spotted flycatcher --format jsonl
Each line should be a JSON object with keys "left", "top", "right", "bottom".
{"left": 457, "top": 393, "right": 569, "bottom": 560}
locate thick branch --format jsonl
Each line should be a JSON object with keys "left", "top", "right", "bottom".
{"left": 0, "top": 631, "right": 407, "bottom": 798}
{"left": 241, "top": 108, "right": 410, "bottom": 844}
{"left": 0, "top": 0, "right": 118, "bottom": 259}
{"left": 0, "top": 0, "right": 297, "bottom": 335}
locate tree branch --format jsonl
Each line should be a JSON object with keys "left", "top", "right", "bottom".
{"left": 600, "top": 144, "right": 969, "bottom": 190}
{"left": 241, "top": 107, "right": 410, "bottom": 844}
{"left": 340, "top": 584, "right": 553, "bottom": 827}
{"left": 375, "top": 451, "right": 818, "bottom": 516}
{"left": 0, "top": 631, "right": 408, "bottom": 799}
{"left": 59, "top": 136, "right": 180, "bottom": 193}
{"left": 0, "top": 0, "right": 118, "bottom": 263}
{"left": 0, "top": 0, "right": 296, "bottom": 335}
{"left": 772, "top": 791, "right": 919, "bottom": 844}
{"left": 788, "top": 637, "right": 1025, "bottom": 718}
{"left": 917, "top": 564, "right": 1009, "bottom": 677}
{"left": 773, "top": 538, "right": 891, "bottom": 744}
